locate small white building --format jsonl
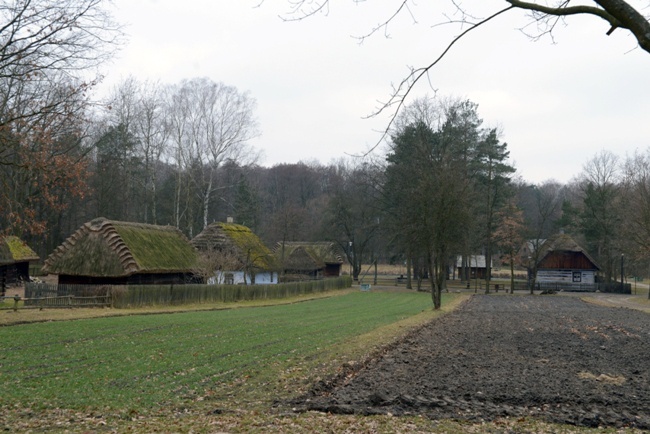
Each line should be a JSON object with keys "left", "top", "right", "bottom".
{"left": 209, "top": 270, "right": 277, "bottom": 285}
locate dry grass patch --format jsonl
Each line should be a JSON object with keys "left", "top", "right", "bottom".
{"left": 578, "top": 371, "right": 626, "bottom": 385}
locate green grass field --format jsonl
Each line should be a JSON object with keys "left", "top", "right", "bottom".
{"left": 0, "top": 291, "right": 443, "bottom": 413}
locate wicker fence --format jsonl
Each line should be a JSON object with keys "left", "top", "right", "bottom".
{"left": 18, "top": 276, "right": 353, "bottom": 309}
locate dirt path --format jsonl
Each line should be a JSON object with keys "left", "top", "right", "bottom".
{"left": 294, "top": 295, "right": 650, "bottom": 430}
{"left": 581, "top": 292, "right": 650, "bottom": 313}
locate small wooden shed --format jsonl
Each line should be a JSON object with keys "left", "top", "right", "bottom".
{"left": 454, "top": 255, "right": 493, "bottom": 280}
{"left": 276, "top": 242, "right": 344, "bottom": 279}
{"left": 43, "top": 218, "right": 201, "bottom": 285}
{"left": 191, "top": 222, "right": 278, "bottom": 285}
{"left": 1, "top": 236, "right": 39, "bottom": 293}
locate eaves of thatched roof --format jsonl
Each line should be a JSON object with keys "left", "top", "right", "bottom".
{"left": 0, "top": 236, "right": 39, "bottom": 265}
{"left": 276, "top": 242, "right": 343, "bottom": 271}
{"left": 191, "top": 222, "right": 278, "bottom": 271}
{"left": 537, "top": 233, "right": 601, "bottom": 270}
{"left": 43, "top": 218, "right": 198, "bottom": 277}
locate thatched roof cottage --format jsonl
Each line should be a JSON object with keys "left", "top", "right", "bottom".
{"left": 43, "top": 218, "right": 200, "bottom": 285}
{"left": 535, "top": 233, "right": 600, "bottom": 288}
{"left": 276, "top": 241, "right": 344, "bottom": 279}
{"left": 192, "top": 222, "right": 278, "bottom": 285}
{"left": 1, "top": 236, "right": 39, "bottom": 293}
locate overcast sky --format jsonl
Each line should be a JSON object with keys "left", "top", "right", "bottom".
{"left": 102, "top": 0, "right": 650, "bottom": 184}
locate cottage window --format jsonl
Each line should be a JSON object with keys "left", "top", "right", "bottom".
{"left": 224, "top": 273, "right": 234, "bottom": 285}
{"left": 572, "top": 271, "right": 582, "bottom": 283}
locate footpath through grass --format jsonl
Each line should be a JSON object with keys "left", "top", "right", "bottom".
{"left": 0, "top": 290, "right": 454, "bottom": 419}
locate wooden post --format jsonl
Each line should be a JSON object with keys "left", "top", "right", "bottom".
{"left": 13, "top": 294, "right": 20, "bottom": 312}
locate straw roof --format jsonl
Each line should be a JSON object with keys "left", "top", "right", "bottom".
{"left": 43, "top": 218, "right": 199, "bottom": 277}
{"left": 276, "top": 242, "right": 343, "bottom": 271}
{"left": 537, "top": 233, "right": 600, "bottom": 270}
{"left": 0, "top": 236, "right": 39, "bottom": 265}
{"left": 191, "top": 222, "right": 277, "bottom": 271}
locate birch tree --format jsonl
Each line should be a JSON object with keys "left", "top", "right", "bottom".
{"left": 166, "top": 78, "right": 260, "bottom": 235}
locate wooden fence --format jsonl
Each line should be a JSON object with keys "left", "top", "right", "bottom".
{"left": 22, "top": 283, "right": 113, "bottom": 308}
{"left": 459, "top": 280, "right": 632, "bottom": 294}
{"left": 14, "top": 276, "right": 353, "bottom": 310}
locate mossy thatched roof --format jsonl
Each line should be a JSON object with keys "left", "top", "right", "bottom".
{"left": 191, "top": 222, "right": 277, "bottom": 271}
{"left": 275, "top": 242, "right": 343, "bottom": 271}
{"left": 43, "top": 218, "right": 198, "bottom": 277}
{"left": 0, "top": 236, "right": 39, "bottom": 265}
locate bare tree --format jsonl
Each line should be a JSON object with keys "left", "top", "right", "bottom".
{"left": 0, "top": 0, "right": 122, "bottom": 150}
{"left": 132, "top": 80, "right": 169, "bottom": 224}
{"left": 493, "top": 199, "right": 526, "bottom": 293}
{"left": 165, "top": 78, "right": 260, "bottom": 235}
{"left": 517, "top": 180, "right": 565, "bottom": 292}
{"left": 195, "top": 245, "right": 243, "bottom": 284}
{"left": 621, "top": 151, "right": 650, "bottom": 298}
{"left": 280, "top": 1, "right": 650, "bottom": 139}
{"left": 326, "top": 159, "right": 382, "bottom": 281}
{"left": 0, "top": 0, "right": 122, "bottom": 234}
{"left": 578, "top": 150, "right": 622, "bottom": 282}
{"left": 165, "top": 82, "right": 193, "bottom": 231}
{"left": 96, "top": 77, "right": 171, "bottom": 223}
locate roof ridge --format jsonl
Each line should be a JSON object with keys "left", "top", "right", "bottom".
{"left": 100, "top": 222, "right": 140, "bottom": 274}
{"left": 44, "top": 218, "right": 138, "bottom": 274}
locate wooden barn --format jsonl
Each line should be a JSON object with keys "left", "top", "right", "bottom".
{"left": 1, "top": 236, "right": 39, "bottom": 294}
{"left": 453, "top": 255, "right": 493, "bottom": 280}
{"left": 276, "top": 241, "right": 344, "bottom": 279}
{"left": 42, "top": 218, "right": 201, "bottom": 285}
{"left": 191, "top": 222, "right": 278, "bottom": 285}
{"left": 535, "top": 233, "right": 600, "bottom": 288}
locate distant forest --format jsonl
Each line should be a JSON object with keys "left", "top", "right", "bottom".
{"left": 1, "top": 4, "right": 648, "bottom": 285}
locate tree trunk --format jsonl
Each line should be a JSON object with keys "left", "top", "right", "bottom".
{"left": 509, "top": 255, "right": 515, "bottom": 294}
{"left": 151, "top": 171, "right": 158, "bottom": 225}
{"left": 428, "top": 260, "right": 441, "bottom": 309}
{"left": 484, "top": 249, "right": 492, "bottom": 294}
{"left": 529, "top": 266, "right": 537, "bottom": 294}
{"left": 406, "top": 255, "right": 413, "bottom": 289}
{"left": 429, "top": 251, "right": 444, "bottom": 309}
{"left": 174, "top": 169, "right": 182, "bottom": 228}
{"left": 203, "top": 175, "right": 212, "bottom": 229}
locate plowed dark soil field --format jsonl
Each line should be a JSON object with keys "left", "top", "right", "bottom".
{"left": 294, "top": 295, "right": 650, "bottom": 430}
